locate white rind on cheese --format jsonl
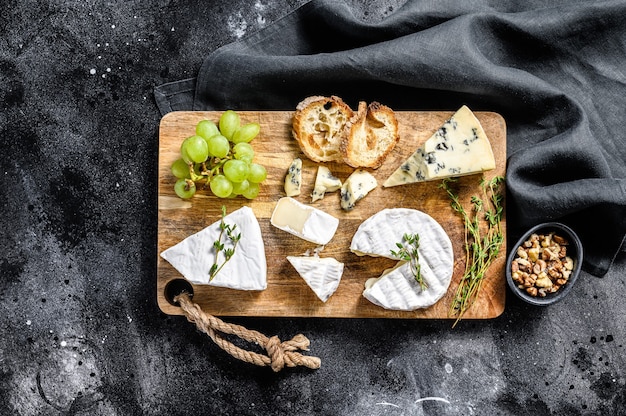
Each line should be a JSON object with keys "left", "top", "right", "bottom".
{"left": 287, "top": 256, "right": 344, "bottom": 302}
{"left": 311, "top": 166, "right": 342, "bottom": 202}
{"left": 270, "top": 197, "right": 339, "bottom": 245}
{"left": 340, "top": 169, "right": 377, "bottom": 211}
{"left": 284, "top": 157, "right": 302, "bottom": 196}
{"left": 363, "top": 258, "right": 451, "bottom": 310}
{"left": 160, "top": 206, "right": 267, "bottom": 290}
{"left": 351, "top": 208, "right": 454, "bottom": 311}
{"left": 384, "top": 105, "right": 496, "bottom": 187}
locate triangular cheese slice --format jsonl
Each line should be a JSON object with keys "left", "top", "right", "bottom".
{"left": 384, "top": 105, "right": 495, "bottom": 187}
{"left": 287, "top": 256, "right": 344, "bottom": 302}
{"left": 363, "top": 260, "right": 451, "bottom": 311}
{"left": 351, "top": 208, "right": 453, "bottom": 311}
{"left": 160, "top": 206, "right": 267, "bottom": 290}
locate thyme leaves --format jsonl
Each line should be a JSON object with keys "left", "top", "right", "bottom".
{"left": 208, "top": 206, "right": 242, "bottom": 281}
{"left": 391, "top": 233, "right": 427, "bottom": 291}
{"left": 441, "top": 176, "right": 505, "bottom": 327}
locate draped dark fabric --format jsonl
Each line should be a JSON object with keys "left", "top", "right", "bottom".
{"left": 154, "top": 0, "right": 626, "bottom": 277}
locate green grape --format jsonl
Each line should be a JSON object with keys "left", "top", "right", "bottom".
{"left": 242, "top": 182, "right": 260, "bottom": 199}
{"left": 181, "top": 135, "right": 209, "bottom": 163}
{"left": 247, "top": 163, "right": 267, "bottom": 183}
{"left": 232, "top": 122, "right": 260, "bottom": 144}
{"left": 196, "top": 120, "right": 219, "bottom": 140}
{"left": 210, "top": 174, "right": 233, "bottom": 198}
{"left": 171, "top": 158, "right": 191, "bottom": 179}
{"left": 180, "top": 144, "right": 193, "bottom": 164}
{"left": 233, "top": 142, "right": 254, "bottom": 163}
{"left": 222, "top": 159, "right": 249, "bottom": 183}
{"left": 207, "top": 134, "right": 230, "bottom": 158}
{"left": 231, "top": 179, "right": 250, "bottom": 195}
{"left": 174, "top": 178, "right": 196, "bottom": 199}
{"left": 219, "top": 110, "right": 240, "bottom": 140}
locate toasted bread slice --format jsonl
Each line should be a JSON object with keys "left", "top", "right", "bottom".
{"left": 292, "top": 96, "right": 354, "bottom": 163}
{"left": 341, "top": 101, "right": 399, "bottom": 169}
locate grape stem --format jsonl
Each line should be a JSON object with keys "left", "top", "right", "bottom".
{"left": 208, "top": 206, "right": 242, "bottom": 281}
{"left": 183, "top": 178, "right": 195, "bottom": 191}
{"left": 193, "top": 158, "right": 230, "bottom": 186}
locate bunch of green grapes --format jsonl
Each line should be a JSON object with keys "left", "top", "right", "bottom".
{"left": 170, "top": 110, "right": 267, "bottom": 200}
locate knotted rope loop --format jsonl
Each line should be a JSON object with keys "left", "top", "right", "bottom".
{"left": 174, "top": 292, "right": 321, "bottom": 372}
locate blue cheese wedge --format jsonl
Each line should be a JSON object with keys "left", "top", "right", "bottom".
{"left": 160, "top": 206, "right": 267, "bottom": 290}
{"left": 287, "top": 256, "right": 344, "bottom": 302}
{"left": 270, "top": 197, "right": 339, "bottom": 245}
{"left": 311, "top": 166, "right": 342, "bottom": 202}
{"left": 351, "top": 208, "right": 454, "bottom": 310}
{"left": 340, "top": 169, "right": 377, "bottom": 211}
{"left": 284, "top": 157, "right": 302, "bottom": 196}
{"left": 384, "top": 105, "right": 496, "bottom": 187}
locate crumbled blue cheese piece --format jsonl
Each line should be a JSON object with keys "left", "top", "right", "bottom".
{"left": 284, "top": 157, "right": 302, "bottom": 196}
{"left": 311, "top": 166, "right": 342, "bottom": 202}
{"left": 340, "top": 169, "right": 377, "bottom": 211}
{"left": 384, "top": 105, "right": 496, "bottom": 187}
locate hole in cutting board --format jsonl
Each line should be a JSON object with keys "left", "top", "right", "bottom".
{"left": 164, "top": 279, "right": 194, "bottom": 306}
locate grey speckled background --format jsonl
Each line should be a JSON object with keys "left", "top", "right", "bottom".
{"left": 1, "top": 1, "right": 625, "bottom": 415}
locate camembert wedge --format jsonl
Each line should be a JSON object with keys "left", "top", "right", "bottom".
{"left": 384, "top": 105, "right": 495, "bottom": 187}
{"left": 287, "top": 256, "right": 344, "bottom": 302}
{"left": 351, "top": 208, "right": 454, "bottom": 311}
{"left": 160, "top": 206, "right": 267, "bottom": 290}
{"left": 270, "top": 197, "right": 339, "bottom": 245}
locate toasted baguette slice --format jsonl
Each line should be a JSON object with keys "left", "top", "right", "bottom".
{"left": 341, "top": 101, "right": 399, "bottom": 169}
{"left": 292, "top": 96, "right": 354, "bottom": 163}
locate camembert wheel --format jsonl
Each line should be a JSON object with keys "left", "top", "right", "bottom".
{"left": 350, "top": 208, "right": 454, "bottom": 311}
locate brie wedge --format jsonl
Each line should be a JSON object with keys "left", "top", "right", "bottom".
{"left": 384, "top": 105, "right": 496, "bottom": 187}
{"left": 160, "top": 206, "right": 267, "bottom": 290}
{"left": 270, "top": 197, "right": 339, "bottom": 245}
{"left": 287, "top": 256, "right": 344, "bottom": 302}
{"left": 351, "top": 208, "right": 454, "bottom": 311}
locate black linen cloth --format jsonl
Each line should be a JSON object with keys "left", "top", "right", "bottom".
{"left": 155, "top": 0, "right": 626, "bottom": 277}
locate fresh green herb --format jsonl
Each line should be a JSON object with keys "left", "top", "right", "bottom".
{"left": 209, "top": 206, "right": 242, "bottom": 281}
{"left": 440, "top": 176, "right": 505, "bottom": 327}
{"left": 391, "top": 233, "right": 426, "bottom": 291}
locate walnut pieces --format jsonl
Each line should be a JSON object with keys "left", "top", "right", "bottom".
{"left": 510, "top": 232, "right": 574, "bottom": 298}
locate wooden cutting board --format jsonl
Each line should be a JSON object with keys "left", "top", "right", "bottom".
{"left": 157, "top": 110, "right": 507, "bottom": 319}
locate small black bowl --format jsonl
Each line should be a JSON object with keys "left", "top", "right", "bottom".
{"left": 506, "top": 222, "right": 583, "bottom": 306}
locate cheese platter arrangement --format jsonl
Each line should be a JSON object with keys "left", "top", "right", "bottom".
{"left": 157, "top": 97, "right": 507, "bottom": 322}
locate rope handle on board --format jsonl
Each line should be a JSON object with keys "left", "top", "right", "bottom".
{"left": 174, "top": 292, "right": 321, "bottom": 372}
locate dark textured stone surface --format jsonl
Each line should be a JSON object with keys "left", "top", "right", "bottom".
{"left": 1, "top": 1, "right": 625, "bottom": 415}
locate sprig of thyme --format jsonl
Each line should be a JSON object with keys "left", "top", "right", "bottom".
{"left": 209, "top": 206, "right": 242, "bottom": 281}
{"left": 391, "top": 233, "right": 427, "bottom": 291}
{"left": 440, "top": 176, "right": 505, "bottom": 327}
